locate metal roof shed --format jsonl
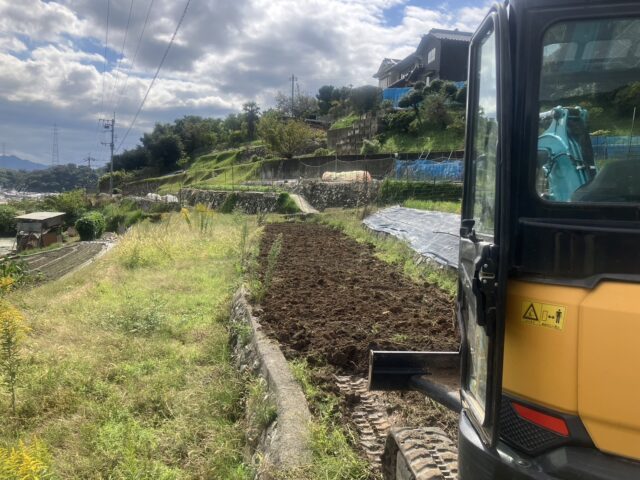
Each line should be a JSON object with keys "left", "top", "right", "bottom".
{"left": 15, "top": 211, "right": 65, "bottom": 252}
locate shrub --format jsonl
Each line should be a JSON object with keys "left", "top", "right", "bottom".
{"left": 0, "top": 205, "right": 17, "bottom": 235}
{"left": 0, "top": 438, "right": 52, "bottom": 479}
{"left": 275, "top": 193, "right": 300, "bottom": 214}
{"left": 378, "top": 180, "right": 463, "bottom": 204}
{"left": 360, "top": 139, "right": 381, "bottom": 155}
{"left": 384, "top": 110, "right": 416, "bottom": 133}
{"left": 312, "top": 148, "right": 332, "bottom": 157}
{"left": 75, "top": 212, "right": 105, "bottom": 240}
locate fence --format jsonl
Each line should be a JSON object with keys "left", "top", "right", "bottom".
{"left": 591, "top": 136, "right": 640, "bottom": 163}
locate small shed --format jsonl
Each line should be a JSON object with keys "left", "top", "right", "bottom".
{"left": 15, "top": 211, "right": 65, "bottom": 252}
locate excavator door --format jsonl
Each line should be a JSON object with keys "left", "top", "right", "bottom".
{"left": 458, "top": 3, "right": 511, "bottom": 447}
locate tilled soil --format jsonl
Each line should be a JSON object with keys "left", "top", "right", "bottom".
{"left": 258, "top": 223, "right": 458, "bottom": 376}
{"left": 21, "top": 242, "right": 106, "bottom": 281}
{"left": 257, "top": 223, "right": 461, "bottom": 474}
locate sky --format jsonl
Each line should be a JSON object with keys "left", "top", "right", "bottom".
{"left": 0, "top": 0, "right": 489, "bottom": 167}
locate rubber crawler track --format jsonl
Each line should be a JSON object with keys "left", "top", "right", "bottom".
{"left": 382, "top": 427, "right": 458, "bottom": 480}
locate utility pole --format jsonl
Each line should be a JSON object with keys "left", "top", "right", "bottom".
{"left": 84, "top": 154, "right": 96, "bottom": 169}
{"left": 101, "top": 114, "right": 115, "bottom": 194}
{"left": 290, "top": 74, "right": 297, "bottom": 117}
{"left": 51, "top": 124, "right": 60, "bottom": 166}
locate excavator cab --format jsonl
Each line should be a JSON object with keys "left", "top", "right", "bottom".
{"left": 369, "top": 1, "right": 640, "bottom": 478}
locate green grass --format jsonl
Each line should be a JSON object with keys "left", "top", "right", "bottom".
{"left": 403, "top": 199, "right": 461, "bottom": 214}
{"left": 317, "top": 209, "right": 457, "bottom": 297}
{"left": 329, "top": 114, "right": 360, "bottom": 131}
{"left": 273, "top": 360, "right": 370, "bottom": 480}
{"left": 381, "top": 129, "right": 464, "bottom": 153}
{"left": 0, "top": 213, "right": 256, "bottom": 479}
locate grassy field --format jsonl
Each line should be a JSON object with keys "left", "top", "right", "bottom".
{"left": 381, "top": 130, "right": 464, "bottom": 154}
{"left": 0, "top": 213, "right": 254, "bottom": 479}
{"left": 402, "top": 199, "right": 461, "bottom": 214}
{"left": 317, "top": 209, "right": 457, "bottom": 297}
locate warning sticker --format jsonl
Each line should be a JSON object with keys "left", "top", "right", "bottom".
{"left": 520, "top": 301, "right": 567, "bottom": 330}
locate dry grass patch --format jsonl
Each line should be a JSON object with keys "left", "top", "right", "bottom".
{"left": 0, "top": 212, "right": 257, "bottom": 479}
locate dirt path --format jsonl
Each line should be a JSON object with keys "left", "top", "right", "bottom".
{"left": 257, "top": 223, "right": 460, "bottom": 472}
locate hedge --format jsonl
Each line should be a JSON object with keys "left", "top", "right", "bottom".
{"left": 378, "top": 180, "right": 462, "bottom": 204}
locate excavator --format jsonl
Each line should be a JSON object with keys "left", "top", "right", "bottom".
{"left": 369, "top": 1, "right": 640, "bottom": 478}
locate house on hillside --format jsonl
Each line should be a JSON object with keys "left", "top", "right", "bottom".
{"left": 374, "top": 28, "right": 473, "bottom": 91}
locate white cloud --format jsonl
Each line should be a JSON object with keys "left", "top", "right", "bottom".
{"left": 0, "top": 0, "right": 488, "bottom": 164}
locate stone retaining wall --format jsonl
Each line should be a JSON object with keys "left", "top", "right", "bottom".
{"left": 288, "top": 180, "right": 380, "bottom": 211}
{"left": 180, "top": 188, "right": 282, "bottom": 214}
{"left": 230, "top": 288, "right": 313, "bottom": 477}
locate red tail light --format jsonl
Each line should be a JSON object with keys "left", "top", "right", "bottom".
{"left": 512, "top": 402, "right": 569, "bottom": 437}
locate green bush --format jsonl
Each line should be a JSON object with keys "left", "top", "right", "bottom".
{"left": 360, "top": 139, "right": 381, "bottom": 155}
{"left": 378, "top": 180, "right": 462, "bottom": 204}
{"left": 75, "top": 212, "right": 106, "bottom": 240}
{"left": 384, "top": 110, "right": 416, "bottom": 133}
{"left": 0, "top": 205, "right": 17, "bottom": 235}
{"left": 275, "top": 193, "right": 300, "bottom": 214}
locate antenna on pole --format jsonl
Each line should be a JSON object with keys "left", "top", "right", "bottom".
{"left": 52, "top": 124, "right": 60, "bottom": 166}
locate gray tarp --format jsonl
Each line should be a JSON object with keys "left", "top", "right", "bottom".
{"left": 363, "top": 206, "right": 460, "bottom": 269}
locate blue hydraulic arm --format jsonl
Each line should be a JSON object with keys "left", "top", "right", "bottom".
{"left": 537, "top": 107, "right": 597, "bottom": 202}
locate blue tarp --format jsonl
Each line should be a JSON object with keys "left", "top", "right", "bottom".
{"left": 383, "top": 88, "right": 412, "bottom": 108}
{"left": 395, "top": 159, "right": 464, "bottom": 182}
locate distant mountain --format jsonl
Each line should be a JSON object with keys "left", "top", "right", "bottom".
{"left": 0, "top": 155, "right": 47, "bottom": 172}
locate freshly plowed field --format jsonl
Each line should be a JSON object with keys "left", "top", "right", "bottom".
{"left": 258, "top": 223, "right": 459, "bottom": 375}
{"left": 21, "top": 242, "right": 105, "bottom": 281}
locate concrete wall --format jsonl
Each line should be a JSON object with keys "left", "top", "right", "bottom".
{"left": 327, "top": 112, "right": 384, "bottom": 155}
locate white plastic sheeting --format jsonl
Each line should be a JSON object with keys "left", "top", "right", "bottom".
{"left": 363, "top": 206, "right": 460, "bottom": 269}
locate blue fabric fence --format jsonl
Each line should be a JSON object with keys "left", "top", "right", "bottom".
{"left": 383, "top": 88, "right": 412, "bottom": 108}
{"left": 395, "top": 159, "right": 463, "bottom": 182}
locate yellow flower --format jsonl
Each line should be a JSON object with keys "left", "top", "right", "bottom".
{"left": 0, "top": 439, "right": 51, "bottom": 479}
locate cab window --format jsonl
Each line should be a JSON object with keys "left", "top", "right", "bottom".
{"left": 536, "top": 18, "right": 640, "bottom": 203}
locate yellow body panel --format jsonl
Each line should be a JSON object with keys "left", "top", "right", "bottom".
{"left": 503, "top": 280, "right": 640, "bottom": 461}
{"left": 579, "top": 283, "right": 640, "bottom": 460}
{"left": 503, "top": 280, "right": 588, "bottom": 413}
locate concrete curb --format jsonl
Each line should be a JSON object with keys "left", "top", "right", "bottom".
{"left": 230, "top": 287, "right": 313, "bottom": 475}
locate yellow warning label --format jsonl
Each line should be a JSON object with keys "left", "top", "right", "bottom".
{"left": 520, "top": 301, "right": 567, "bottom": 330}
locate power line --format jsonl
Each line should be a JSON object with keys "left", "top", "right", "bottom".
{"left": 115, "top": 0, "right": 155, "bottom": 113}
{"left": 91, "top": 0, "right": 112, "bottom": 165}
{"left": 107, "top": 0, "right": 136, "bottom": 109}
{"left": 99, "top": 0, "right": 111, "bottom": 118}
{"left": 116, "top": 0, "right": 191, "bottom": 152}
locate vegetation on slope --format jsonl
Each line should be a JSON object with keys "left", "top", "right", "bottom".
{"left": 0, "top": 213, "right": 254, "bottom": 478}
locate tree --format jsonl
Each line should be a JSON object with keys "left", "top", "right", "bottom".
{"left": 243, "top": 102, "right": 261, "bottom": 140}
{"left": 316, "top": 85, "right": 336, "bottom": 115}
{"left": 422, "top": 94, "right": 452, "bottom": 130}
{"left": 113, "top": 146, "right": 148, "bottom": 171}
{"left": 275, "top": 89, "right": 319, "bottom": 119}
{"left": 349, "top": 85, "right": 382, "bottom": 114}
{"left": 398, "top": 89, "right": 425, "bottom": 125}
{"left": 142, "top": 128, "right": 186, "bottom": 172}
{"left": 258, "top": 111, "right": 315, "bottom": 158}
